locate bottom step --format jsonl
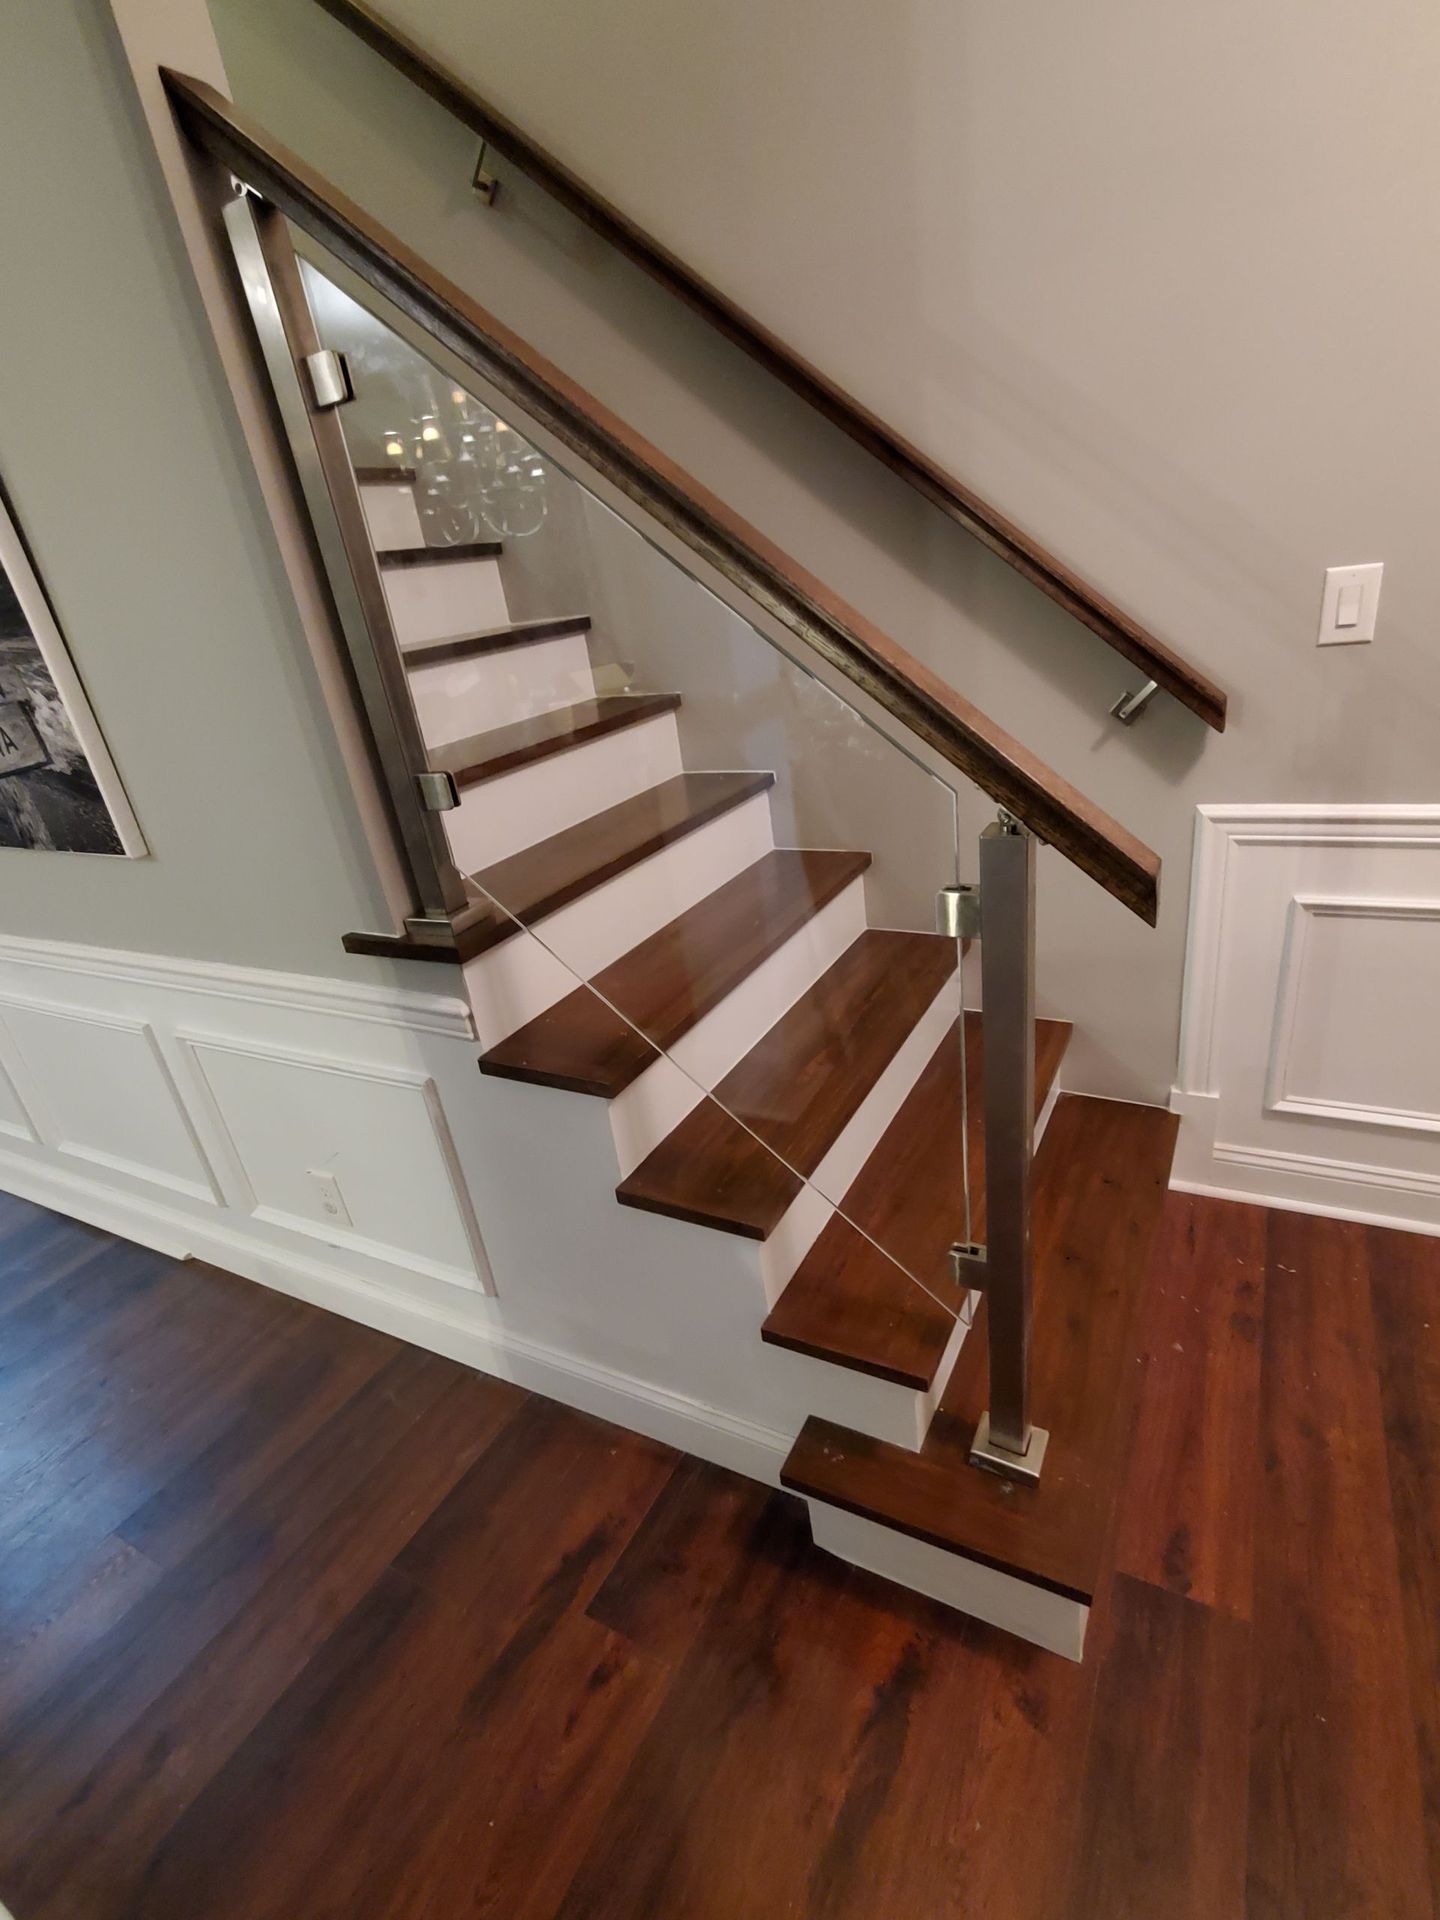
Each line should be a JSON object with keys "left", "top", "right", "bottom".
{"left": 781, "top": 1094, "right": 1179, "bottom": 1659}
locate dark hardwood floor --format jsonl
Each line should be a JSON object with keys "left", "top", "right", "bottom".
{"left": 1, "top": 1183, "right": 1436, "bottom": 1919}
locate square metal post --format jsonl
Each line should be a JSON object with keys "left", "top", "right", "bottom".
{"left": 969, "top": 816, "right": 1049, "bottom": 1483}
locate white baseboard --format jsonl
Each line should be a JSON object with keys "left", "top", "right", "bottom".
{"left": 1169, "top": 1085, "right": 1440, "bottom": 1237}
{"left": 0, "top": 1141, "right": 793, "bottom": 1485}
{"left": 1171, "top": 804, "right": 1440, "bottom": 1236}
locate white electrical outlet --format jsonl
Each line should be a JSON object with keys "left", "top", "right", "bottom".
{"left": 1318, "top": 563, "right": 1383, "bottom": 646}
{"left": 307, "top": 1168, "right": 352, "bottom": 1227}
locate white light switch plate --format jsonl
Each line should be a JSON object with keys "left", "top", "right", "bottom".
{"left": 1318, "top": 563, "right": 1383, "bottom": 646}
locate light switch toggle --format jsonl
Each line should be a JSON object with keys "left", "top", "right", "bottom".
{"left": 1319, "top": 563, "right": 1383, "bottom": 646}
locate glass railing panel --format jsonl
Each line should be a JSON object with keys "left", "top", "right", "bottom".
{"left": 299, "top": 252, "right": 979, "bottom": 1339}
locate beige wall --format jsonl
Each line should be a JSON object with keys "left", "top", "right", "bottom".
{"left": 209, "top": 0, "right": 1440, "bottom": 1096}
{"left": 0, "top": 0, "right": 399, "bottom": 978}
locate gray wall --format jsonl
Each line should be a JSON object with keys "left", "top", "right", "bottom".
{"left": 0, "top": 0, "right": 393, "bottom": 978}
{"left": 208, "top": 0, "right": 1440, "bottom": 1101}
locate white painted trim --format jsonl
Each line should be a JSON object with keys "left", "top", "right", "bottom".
{"left": 177, "top": 1031, "right": 494, "bottom": 1293}
{"left": 0, "top": 997, "right": 225, "bottom": 1205}
{"left": 0, "top": 1142, "right": 793, "bottom": 1485}
{"left": 1173, "top": 804, "right": 1440, "bottom": 1230}
{"left": 1176, "top": 804, "right": 1440, "bottom": 1100}
{"left": 1263, "top": 895, "right": 1440, "bottom": 1132}
{"left": 0, "top": 932, "right": 475, "bottom": 1039}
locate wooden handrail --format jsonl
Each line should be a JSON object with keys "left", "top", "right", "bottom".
{"left": 309, "top": 0, "right": 1226, "bottom": 737}
{"left": 163, "top": 71, "right": 1161, "bottom": 923}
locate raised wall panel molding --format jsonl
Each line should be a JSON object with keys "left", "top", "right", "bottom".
{"left": 179, "top": 1032, "right": 494, "bottom": 1294}
{"left": 0, "top": 933, "right": 475, "bottom": 1039}
{"left": 0, "top": 1137, "right": 790, "bottom": 1487}
{"left": 1264, "top": 895, "right": 1440, "bottom": 1133}
{"left": 0, "top": 1028, "right": 41, "bottom": 1145}
{"left": 1173, "top": 805, "right": 1440, "bottom": 1233}
{"left": 0, "top": 999, "right": 224, "bottom": 1205}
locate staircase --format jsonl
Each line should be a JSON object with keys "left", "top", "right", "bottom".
{"left": 360, "top": 469, "right": 1180, "bottom": 1659}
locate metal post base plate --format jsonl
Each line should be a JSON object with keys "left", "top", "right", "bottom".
{"left": 969, "top": 1412, "right": 1050, "bottom": 1485}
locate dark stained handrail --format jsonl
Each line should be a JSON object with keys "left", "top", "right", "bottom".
{"left": 163, "top": 71, "right": 1162, "bottom": 922}
{"left": 308, "top": 0, "right": 1226, "bottom": 736}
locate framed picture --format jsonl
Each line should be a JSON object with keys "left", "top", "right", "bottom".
{"left": 0, "top": 488, "right": 145, "bottom": 857}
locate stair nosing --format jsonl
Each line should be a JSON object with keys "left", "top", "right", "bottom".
{"left": 613, "top": 928, "right": 957, "bottom": 1240}
{"left": 378, "top": 540, "right": 502, "bottom": 569}
{"left": 401, "top": 616, "right": 592, "bottom": 670}
{"left": 462, "top": 769, "right": 777, "bottom": 960}
{"left": 480, "top": 847, "right": 872, "bottom": 1099}
{"left": 759, "top": 1014, "right": 1073, "bottom": 1391}
{"left": 436, "top": 693, "right": 681, "bottom": 791}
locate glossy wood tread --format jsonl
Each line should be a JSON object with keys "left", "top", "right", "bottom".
{"left": 401, "top": 614, "right": 592, "bottom": 669}
{"left": 762, "top": 1012, "right": 1072, "bottom": 1390}
{"left": 615, "top": 928, "right": 955, "bottom": 1239}
{"left": 782, "top": 1094, "right": 1179, "bottom": 1602}
{"left": 433, "top": 692, "right": 681, "bottom": 791}
{"left": 481, "top": 847, "right": 871, "bottom": 1098}
{"left": 462, "top": 769, "right": 775, "bottom": 959}
{"left": 376, "top": 539, "right": 501, "bottom": 568}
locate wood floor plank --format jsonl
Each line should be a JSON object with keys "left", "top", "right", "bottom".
{"left": 0, "top": 1345, "right": 461, "bottom": 1858}
{"left": 113, "top": 1407, "right": 675, "bottom": 1920}
{"left": 8, "top": 1370, "right": 523, "bottom": 1920}
{"left": 784, "top": 1585, "right": 1105, "bottom": 1920}
{"left": 556, "top": 1494, "right": 971, "bottom": 1920}
{"left": 1246, "top": 1210, "right": 1431, "bottom": 1920}
{"left": 1369, "top": 1222, "right": 1440, "bottom": 1917}
{"left": 587, "top": 1454, "right": 773, "bottom": 1660}
{"left": 1113, "top": 1192, "right": 1267, "bottom": 1616}
{"left": 2, "top": 1190, "right": 1439, "bottom": 1920}
{"left": 1062, "top": 1573, "right": 1250, "bottom": 1919}
{"left": 394, "top": 1395, "right": 677, "bottom": 1628}
{"left": 0, "top": 1531, "right": 163, "bottom": 1725}
{"left": 114, "top": 1309, "right": 395, "bottom": 1567}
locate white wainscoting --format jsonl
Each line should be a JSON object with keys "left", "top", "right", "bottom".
{"left": 1171, "top": 805, "right": 1440, "bottom": 1233}
{"left": 0, "top": 931, "right": 795, "bottom": 1487}
{"left": 0, "top": 933, "right": 492, "bottom": 1292}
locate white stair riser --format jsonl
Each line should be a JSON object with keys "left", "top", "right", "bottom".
{"left": 407, "top": 633, "right": 595, "bottom": 746}
{"left": 763, "top": 1304, "right": 972, "bottom": 1452}
{"left": 358, "top": 481, "right": 425, "bottom": 550}
{"left": 757, "top": 968, "right": 961, "bottom": 1306}
{"left": 384, "top": 553, "right": 509, "bottom": 646}
{"left": 463, "top": 790, "right": 776, "bottom": 1049}
{"left": 806, "top": 1501, "right": 1089, "bottom": 1660}
{"left": 608, "top": 876, "right": 868, "bottom": 1178}
{"left": 444, "top": 712, "right": 683, "bottom": 874}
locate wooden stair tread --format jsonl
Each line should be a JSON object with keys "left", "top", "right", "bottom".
{"left": 462, "top": 770, "right": 775, "bottom": 958}
{"left": 615, "top": 929, "right": 955, "bottom": 1240}
{"left": 377, "top": 539, "right": 501, "bottom": 568}
{"left": 434, "top": 693, "right": 681, "bottom": 790}
{"left": 780, "top": 1094, "right": 1180, "bottom": 1603}
{"left": 480, "top": 849, "right": 872, "bottom": 1097}
{"left": 761, "top": 1013, "right": 1072, "bottom": 1390}
{"left": 401, "top": 615, "right": 592, "bottom": 669}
